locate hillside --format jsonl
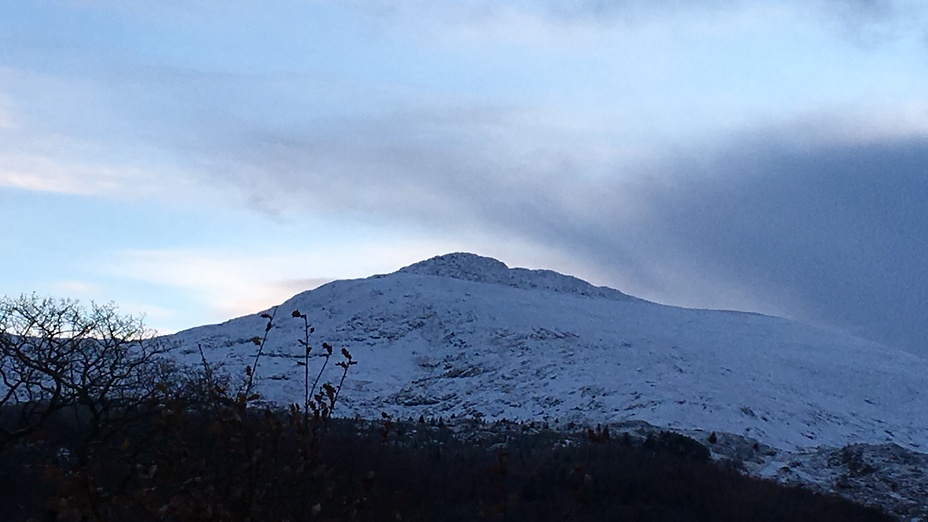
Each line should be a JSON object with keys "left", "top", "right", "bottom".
{"left": 169, "top": 252, "right": 928, "bottom": 453}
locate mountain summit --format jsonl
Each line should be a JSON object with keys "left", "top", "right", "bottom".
{"left": 170, "top": 253, "right": 928, "bottom": 453}
{"left": 397, "top": 252, "right": 633, "bottom": 300}
{"left": 397, "top": 252, "right": 511, "bottom": 279}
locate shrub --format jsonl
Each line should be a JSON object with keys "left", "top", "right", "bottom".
{"left": 0, "top": 295, "right": 893, "bottom": 521}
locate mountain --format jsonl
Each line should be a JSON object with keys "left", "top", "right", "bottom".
{"left": 169, "top": 252, "right": 928, "bottom": 455}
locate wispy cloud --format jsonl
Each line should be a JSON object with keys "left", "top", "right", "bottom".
{"left": 814, "top": 0, "right": 928, "bottom": 46}
{"left": 0, "top": 69, "right": 196, "bottom": 199}
{"left": 98, "top": 241, "right": 469, "bottom": 327}
{"left": 0, "top": 153, "right": 160, "bottom": 196}
{"left": 350, "top": 0, "right": 928, "bottom": 45}
{"left": 104, "top": 248, "right": 326, "bottom": 321}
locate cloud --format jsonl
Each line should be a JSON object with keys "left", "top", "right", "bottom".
{"left": 99, "top": 241, "right": 469, "bottom": 326}
{"left": 0, "top": 153, "right": 160, "bottom": 196}
{"left": 346, "top": 0, "right": 928, "bottom": 55}
{"left": 4, "top": 1, "right": 926, "bottom": 353}
{"left": 195, "top": 101, "right": 928, "bottom": 354}
{"left": 516, "top": 130, "right": 928, "bottom": 355}
{"left": 637, "top": 136, "right": 928, "bottom": 350}
{"left": 197, "top": 101, "right": 647, "bottom": 224}
{"left": 102, "top": 248, "right": 331, "bottom": 321}
{"left": 0, "top": 70, "right": 198, "bottom": 199}
{"left": 812, "top": 0, "right": 927, "bottom": 47}
{"left": 0, "top": 117, "right": 204, "bottom": 200}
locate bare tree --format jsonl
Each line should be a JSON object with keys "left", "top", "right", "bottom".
{"left": 0, "top": 294, "right": 172, "bottom": 453}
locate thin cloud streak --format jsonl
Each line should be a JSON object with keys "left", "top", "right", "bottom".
{"left": 352, "top": 0, "right": 928, "bottom": 44}
{"left": 98, "top": 241, "right": 471, "bottom": 330}
{"left": 0, "top": 154, "right": 156, "bottom": 196}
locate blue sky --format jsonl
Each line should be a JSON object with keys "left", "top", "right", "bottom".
{"left": 2, "top": 1, "right": 927, "bottom": 355}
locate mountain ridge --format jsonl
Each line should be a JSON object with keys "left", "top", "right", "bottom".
{"left": 393, "top": 252, "right": 636, "bottom": 301}
{"left": 169, "top": 253, "right": 928, "bottom": 454}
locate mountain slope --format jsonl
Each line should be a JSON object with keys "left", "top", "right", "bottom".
{"left": 169, "top": 253, "right": 928, "bottom": 452}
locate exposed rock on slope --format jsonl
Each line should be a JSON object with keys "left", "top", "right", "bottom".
{"left": 396, "top": 253, "right": 635, "bottom": 301}
{"left": 169, "top": 253, "right": 928, "bottom": 454}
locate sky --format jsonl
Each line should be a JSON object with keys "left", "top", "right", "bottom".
{"left": 1, "top": 1, "right": 927, "bottom": 355}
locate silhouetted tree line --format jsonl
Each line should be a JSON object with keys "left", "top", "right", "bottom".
{"left": 0, "top": 294, "right": 891, "bottom": 521}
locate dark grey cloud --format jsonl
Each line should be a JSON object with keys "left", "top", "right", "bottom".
{"left": 205, "top": 106, "right": 928, "bottom": 356}
{"left": 622, "top": 137, "right": 928, "bottom": 354}
{"left": 502, "top": 133, "right": 928, "bottom": 356}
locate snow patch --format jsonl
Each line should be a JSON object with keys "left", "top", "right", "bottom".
{"left": 168, "top": 252, "right": 928, "bottom": 455}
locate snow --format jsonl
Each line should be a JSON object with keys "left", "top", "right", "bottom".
{"left": 168, "top": 252, "right": 928, "bottom": 453}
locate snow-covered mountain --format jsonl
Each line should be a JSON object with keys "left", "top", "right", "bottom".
{"left": 169, "top": 252, "right": 928, "bottom": 454}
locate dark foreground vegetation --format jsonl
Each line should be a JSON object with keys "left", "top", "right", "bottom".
{"left": 0, "top": 412, "right": 894, "bottom": 522}
{"left": 0, "top": 295, "right": 892, "bottom": 521}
